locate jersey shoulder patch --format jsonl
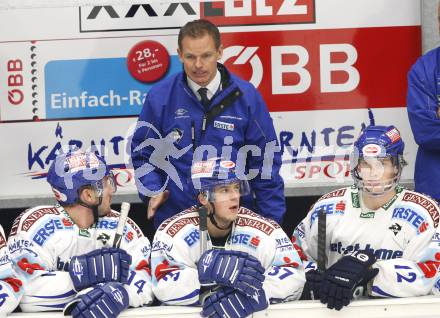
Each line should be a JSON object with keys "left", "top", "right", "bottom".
{"left": 157, "top": 206, "right": 198, "bottom": 233}
{"left": 157, "top": 207, "right": 199, "bottom": 238}
{"left": 10, "top": 206, "right": 60, "bottom": 236}
{"left": 238, "top": 207, "right": 281, "bottom": 229}
{"left": 236, "top": 209, "right": 277, "bottom": 236}
{"left": 316, "top": 187, "right": 348, "bottom": 203}
{"left": 400, "top": 190, "right": 440, "bottom": 228}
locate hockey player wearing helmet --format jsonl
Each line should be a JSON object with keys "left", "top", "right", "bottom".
{"left": 351, "top": 125, "right": 406, "bottom": 200}
{"left": 8, "top": 151, "right": 153, "bottom": 317}
{"left": 46, "top": 150, "right": 116, "bottom": 227}
{"left": 151, "top": 158, "right": 305, "bottom": 318}
{"left": 293, "top": 125, "right": 440, "bottom": 310}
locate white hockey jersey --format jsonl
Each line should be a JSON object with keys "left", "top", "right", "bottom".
{"left": 292, "top": 186, "right": 440, "bottom": 298}
{"left": 151, "top": 206, "right": 305, "bottom": 306}
{"left": 0, "top": 225, "right": 23, "bottom": 316}
{"left": 7, "top": 205, "right": 153, "bottom": 312}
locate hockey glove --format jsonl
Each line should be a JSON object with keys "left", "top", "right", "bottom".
{"left": 320, "top": 250, "right": 379, "bottom": 310}
{"left": 69, "top": 248, "right": 132, "bottom": 291}
{"left": 300, "top": 269, "right": 323, "bottom": 300}
{"left": 202, "top": 287, "right": 268, "bottom": 318}
{"left": 65, "top": 282, "right": 129, "bottom": 318}
{"left": 198, "top": 249, "right": 265, "bottom": 297}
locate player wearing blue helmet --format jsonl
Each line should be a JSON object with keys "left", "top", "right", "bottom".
{"left": 351, "top": 125, "right": 406, "bottom": 197}
{"left": 8, "top": 151, "right": 154, "bottom": 317}
{"left": 151, "top": 158, "right": 306, "bottom": 318}
{"left": 191, "top": 158, "right": 251, "bottom": 231}
{"left": 46, "top": 150, "right": 116, "bottom": 225}
{"left": 293, "top": 125, "right": 440, "bottom": 311}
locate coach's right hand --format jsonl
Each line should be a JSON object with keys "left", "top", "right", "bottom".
{"left": 147, "top": 190, "right": 169, "bottom": 219}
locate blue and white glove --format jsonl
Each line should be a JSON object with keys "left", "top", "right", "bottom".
{"left": 198, "top": 250, "right": 265, "bottom": 297}
{"left": 202, "top": 287, "right": 268, "bottom": 318}
{"left": 69, "top": 248, "right": 132, "bottom": 291}
{"left": 65, "top": 282, "right": 129, "bottom": 318}
{"left": 300, "top": 269, "right": 323, "bottom": 300}
{"left": 320, "top": 250, "right": 379, "bottom": 310}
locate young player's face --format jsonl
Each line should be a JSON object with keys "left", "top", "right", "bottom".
{"left": 358, "top": 157, "right": 397, "bottom": 194}
{"left": 178, "top": 34, "right": 223, "bottom": 87}
{"left": 212, "top": 182, "right": 241, "bottom": 222}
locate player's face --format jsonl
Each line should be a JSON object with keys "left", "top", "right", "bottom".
{"left": 178, "top": 34, "right": 223, "bottom": 87}
{"left": 358, "top": 157, "right": 396, "bottom": 193}
{"left": 212, "top": 182, "right": 241, "bottom": 222}
{"left": 97, "top": 174, "right": 116, "bottom": 216}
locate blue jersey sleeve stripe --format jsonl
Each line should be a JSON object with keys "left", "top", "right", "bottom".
{"left": 36, "top": 303, "right": 67, "bottom": 309}
{"left": 166, "top": 288, "right": 200, "bottom": 302}
{"left": 29, "top": 289, "right": 76, "bottom": 299}
{"left": 371, "top": 285, "right": 397, "bottom": 298}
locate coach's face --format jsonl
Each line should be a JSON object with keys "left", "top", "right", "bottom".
{"left": 178, "top": 33, "right": 223, "bottom": 87}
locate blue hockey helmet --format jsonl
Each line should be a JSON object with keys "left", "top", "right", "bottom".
{"left": 351, "top": 125, "right": 406, "bottom": 195}
{"left": 47, "top": 150, "right": 115, "bottom": 205}
{"left": 191, "top": 158, "right": 250, "bottom": 202}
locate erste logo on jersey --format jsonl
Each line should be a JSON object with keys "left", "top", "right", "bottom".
{"left": 32, "top": 219, "right": 71, "bottom": 246}
{"left": 230, "top": 233, "right": 261, "bottom": 249}
{"left": 392, "top": 206, "right": 428, "bottom": 234}
{"left": 183, "top": 228, "right": 200, "bottom": 247}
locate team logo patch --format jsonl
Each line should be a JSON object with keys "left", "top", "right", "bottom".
{"left": 214, "top": 120, "right": 234, "bottom": 131}
{"left": 220, "top": 160, "right": 235, "bottom": 169}
{"left": 97, "top": 233, "right": 110, "bottom": 245}
{"left": 388, "top": 223, "right": 402, "bottom": 236}
{"left": 362, "top": 144, "right": 382, "bottom": 157}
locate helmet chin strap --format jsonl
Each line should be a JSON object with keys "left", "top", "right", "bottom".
{"left": 78, "top": 196, "right": 103, "bottom": 225}
{"left": 208, "top": 202, "right": 233, "bottom": 231}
